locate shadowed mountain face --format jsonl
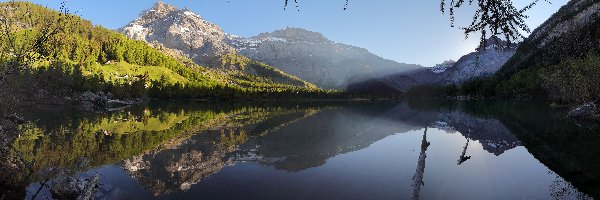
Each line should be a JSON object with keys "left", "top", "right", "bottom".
{"left": 440, "top": 37, "right": 517, "bottom": 84}
{"left": 498, "top": 0, "right": 600, "bottom": 77}
{"left": 120, "top": 3, "right": 421, "bottom": 91}
{"left": 119, "top": 2, "right": 314, "bottom": 89}
{"left": 348, "top": 36, "right": 517, "bottom": 94}
{"left": 228, "top": 28, "right": 422, "bottom": 90}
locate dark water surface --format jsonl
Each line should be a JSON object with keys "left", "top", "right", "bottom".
{"left": 3, "top": 100, "right": 600, "bottom": 199}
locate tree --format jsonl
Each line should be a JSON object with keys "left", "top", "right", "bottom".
{"left": 0, "top": 1, "right": 72, "bottom": 85}
{"left": 284, "top": 0, "right": 547, "bottom": 46}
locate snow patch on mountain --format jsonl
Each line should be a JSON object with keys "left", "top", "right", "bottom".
{"left": 120, "top": 1, "right": 233, "bottom": 67}
{"left": 225, "top": 27, "right": 420, "bottom": 89}
{"left": 430, "top": 60, "right": 456, "bottom": 73}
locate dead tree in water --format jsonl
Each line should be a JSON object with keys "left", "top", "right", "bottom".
{"left": 412, "top": 126, "right": 430, "bottom": 200}
{"left": 457, "top": 138, "right": 471, "bottom": 165}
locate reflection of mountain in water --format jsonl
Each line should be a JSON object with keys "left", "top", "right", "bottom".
{"left": 469, "top": 101, "right": 600, "bottom": 198}
{"left": 121, "top": 107, "right": 320, "bottom": 195}
{"left": 381, "top": 102, "right": 521, "bottom": 156}
{"left": 256, "top": 104, "right": 423, "bottom": 172}
{"left": 9, "top": 100, "right": 600, "bottom": 199}
{"left": 123, "top": 130, "right": 235, "bottom": 196}
{"left": 438, "top": 111, "right": 521, "bottom": 156}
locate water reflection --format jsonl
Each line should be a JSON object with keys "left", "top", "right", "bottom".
{"left": 457, "top": 138, "right": 471, "bottom": 165}
{"left": 0, "top": 100, "right": 598, "bottom": 199}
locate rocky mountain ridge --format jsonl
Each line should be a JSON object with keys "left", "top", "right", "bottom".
{"left": 121, "top": 2, "right": 233, "bottom": 67}
{"left": 121, "top": 2, "right": 422, "bottom": 90}
{"left": 120, "top": 2, "right": 520, "bottom": 93}
{"left": 120, "top": 2, "right": 316, "bottom": 89}
{"left": 350, "top": 36, "right": 518, "bottom": 93}
{"left": 228, "top": 27, "right": 421, "bottom": 89}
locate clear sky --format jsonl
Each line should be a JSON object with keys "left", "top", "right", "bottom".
{"left": 12, "top": 0, "right": 568, "bottom": 66}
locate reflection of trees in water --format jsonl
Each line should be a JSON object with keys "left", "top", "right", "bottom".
{"left": 412, "top": 126, "right": 430, "bottom": 200}
{"left": 1, "top": 102, "right": 331, "bottom": 198}
{"left": 0, "top": 128, "right": 30, "bottom": 200}
{"left": 120, "top": 107, "right": 322, "bottom": 196}
{"left": 1, "top": 129, "right": 100, "bottom": 200}
{"left": 460, "top": 101, "right": 600, "bottom": 198}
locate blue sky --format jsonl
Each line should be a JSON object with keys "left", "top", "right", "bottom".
{"left": 14, "top": 0, "right": 568, "bottom": 66}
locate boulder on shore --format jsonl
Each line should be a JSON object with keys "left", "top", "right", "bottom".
{"left": 74, "top": 91, "right": 142, "bottom": 111}
{"left": 568, "top": 102, "right": 598, "bottom": 119}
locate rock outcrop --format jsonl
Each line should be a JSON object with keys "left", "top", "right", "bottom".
{"left": 72, "top": 91, "right": 142, "bottom": 112}
{"left": 120, "top": 3, "right": 316, "bottom": 89}
{"left": 121, "top": 2, "right": 233, "bottom": 67}
{"left": 568, "top": 102, "right": 598, "bottom": 119}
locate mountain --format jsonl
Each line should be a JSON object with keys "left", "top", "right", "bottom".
{"left": 0, "top": 1, "right": 325, "bottom": 103}
{"left": 228, "top": 27, "right": 422, "bottom": 89}
{"left": 461, "top": 0, "right": 600, "bottom": 103}
{"left": 431, "top": 60, "right": 456, "bottom": 74}
{"left": 120, "top": 2, "right": 316, "bottom": 90}
{"left": 349, "top": 36, "right": 517, "bottom": 94}
{"left": 440, "top": 36, "right": 518, "bottom": 84}
{"left": 120, "top": 2, "right": 232, "bottom": 67}
{"left": 122, "top": 2, "right": 424, "bottom": 91}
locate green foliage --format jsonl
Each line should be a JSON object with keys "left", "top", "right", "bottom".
{"left": 541, "top": 55, "right": 600, "bottom": 103}
{"left": 0, "top": 2, "right": 335, "bottom": 100}
{"left": 456, "top": 68, "right": 541, "bottom": 98}
{"left": 404, "top": 84, "right": 455, "bottom": 99}
{"left": 456, "top": 0, "right": 600, "bottom": 103}
{"left": 440, "top": 0, "right": 540, "bottom": 46}
{"left": 441, "top": 0, "right": 600, "bottom": 103}
{"left": 10, "top": 102, "right": 321, "bottom": 176}
{"left": 219, "top": 52, "right": 317, "bottom": 89}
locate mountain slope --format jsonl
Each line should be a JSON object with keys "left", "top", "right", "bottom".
{"left": 441, "top": 36, "right": 517, "bottom": 84}
{"left": 461, "top": 0, "right": 600, "bottom": 102}
{"left": 120, "top": 2, "right": 232, "bottom": 67}
{"left": 499, "top": 0, "right": 600, "bottom": 76}
{"left": 120, "top": 2, "right": 315, "bottom": 89}
{"left": 0, "top": 2, "right": 326, "bottom": 102}
{"left": 349, "top": 36, "right": 517, "bottom": 94}
{"left": 121, "top": 2, "right": 422, "bottom": 91}
{"left": 228, "top": 27, "right": 422, "bottom": 90}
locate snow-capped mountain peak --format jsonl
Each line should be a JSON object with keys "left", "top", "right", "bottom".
{"left": 226, "top": 27, "right": 420, "bottom": 89}
{"left": 120, "top": 2, "right": 233, "bottom": 67}
{"left": 430, "top": 60, "right": 456, "bottom": 73}
{"left": 121, "top": 3, "right": 420, "bottom": 90}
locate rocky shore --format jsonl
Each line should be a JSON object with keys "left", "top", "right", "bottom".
{"left": 67, "top": 91, "right": 144, "bottom": 112}
{"left": 568, "top": 102, "right": 599, "bottom": 120}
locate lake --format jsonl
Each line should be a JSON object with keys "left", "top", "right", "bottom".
{"left": 2, "top": 100, "right": 599, "bottom": 199}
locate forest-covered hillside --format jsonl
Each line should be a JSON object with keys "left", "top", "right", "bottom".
{"left": 0, "top": 2, "right": 333, "bottom": 103}
{"left": 455, "top": 0, "right": 600, "bottom": 103}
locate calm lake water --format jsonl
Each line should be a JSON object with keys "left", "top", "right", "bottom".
{"left": 3, "top": 100, "right": 599, "bottom": 199}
